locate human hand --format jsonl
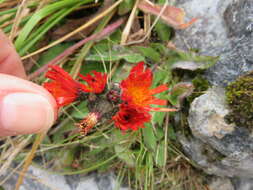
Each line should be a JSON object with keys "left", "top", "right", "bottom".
{"left": 0, "top": 30, "right": 57, "bottom": 136}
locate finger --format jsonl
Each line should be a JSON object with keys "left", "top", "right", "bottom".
{"left": 0, "top": 74, "right": 57, "bottom": 136}
{"left": 0, "top": 30, "right": 26, "bottom": 79}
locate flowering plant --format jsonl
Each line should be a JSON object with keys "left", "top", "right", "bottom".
{"left": 44, "top": 62, "right": 176, "bottom": 135}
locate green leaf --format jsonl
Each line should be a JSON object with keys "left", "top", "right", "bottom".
{"left": 171, "top": 61, "right": 216, "bottom": 71}
{"left": 79, "top": 62, "right": 106, "bottom": 75}
{"left": 123, "top": 54, "right": 146, "bottom": 63}
{"left": 113, "top": 129, "right": 136, "bottom": 167}
{"left": 154, "top": 20, "right": 172, "bottom": 42}
{"left": 0, "top": 7, "right": 17, "bottom": 16}
{"left": 52, "top": 119, "right": 75, "bottom": 143}
{"left": 92, "top": 40, "right": 111, "bottom": 53}
{"left": 153, "top": 73, "right": 167, "bottom": 86}
{"left": 71, "top": 101, "right": 89, "bottom": 119}
{"left": 150, "top": 43, "right": 168, "bottom": 55}
{"left": 155, "top": 140, "right": 166, "bottom": 167}
{"left": 112, "top": 62, "right": 144, "bottom": 83}
{"left": 114, "top": 145, "right": 135, "bottom": 167}
{"left": 109, "top": 29, "right": 122, "bottom": 43}
{"left": 155, "top": 127, "right": 164, "bottom": 141}
{"left": 135, "top": 46, "right": 161, "bottom": 62}
{"left": 152, "top": 111, "right": 166, "bottom": 126}
{"left": 170, "top": 51, "right": 219, "bottom": 71}
{"left": 112, "top": 129, "right": 137, "bottom": 148}
{"left": 86, "top": 51, "right": 145, "bottom": 63}
{"left": 118, "top": 0, "right": 134, "bottom": 15}
{"left": 152, "top": 69, "right": 169, "bottom": 87}
{"left": 35, "top": 42, "right": 73, "bottom": 71}
{"left": 56, "top": 147, "right": 77, "bottom": 168}
{"left": 167, "top": 82, "right": 194, "bottom": 107}
{"left": 15, "top": 0, "right": 93, "bottom": 53}
{"left": 142, "top": 123, "right": 157, "bottom": 152}
{"left": 151, "top": 69, "right": 171, "bottom": 126}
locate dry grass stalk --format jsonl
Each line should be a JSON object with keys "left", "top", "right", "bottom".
{"left": 0, "top": 135, "right": 32, "bottom": 176}
{"left": 15, "top": 132, "right": 46, "bottom": 190}
{"left": 9, "top": 0, "right": 30, "bottom": 40}
{"left": 123, "top": 0, "right": 168, "bottom": 46}
{"left": 120, "top": 0, "right": 139, "bottom": 45}
{"left": 21, "top": 0, "right": 124, "bottom": 60}
{"left": 0, "top": 0, "right": 20, "bottom": 10}
{"left": 144, "top": 13, "right": 151, "bottom": 39}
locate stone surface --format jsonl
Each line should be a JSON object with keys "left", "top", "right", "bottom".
{"left": 173, "top": 0, "right": 253, "bottom": 188}
{"left": 232, "top": 178, "right": 253, "bottom": 190}
{"left": 208, "top": 177, "right": 234, "bottom": 190}
{"left": 188, "top": 87, "right": 234, "bottom": 140}
{"left": 173, "top": 0, "right": 253, "bottom": 86}
{"left": 2, "top": 166, "right": 129, "bottom": 190}
{"left": 185, "top": 87, "right": 253, "bottom": 178}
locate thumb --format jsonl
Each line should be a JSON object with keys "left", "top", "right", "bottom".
{"left": 0, "top": 74, "right": 57, "bottom": 136}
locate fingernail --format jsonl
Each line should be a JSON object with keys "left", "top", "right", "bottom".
{"left": 0, "top": 92, "right": 55, "bottom": 135}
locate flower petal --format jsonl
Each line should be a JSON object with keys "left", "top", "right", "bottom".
{"left": 149, "top": 84, "right": 168, "bottom": 95}
{"left": 43, "top": 66, "right": 80, "bottom": 107}
{"left": 79, "top": 71, "right": 107, "bottom": 93}
{"left": 149, "top": 107, "right": 178, "bottom": 112}
{"left": 113, "top": 104, "right": 151, "bottom": 131}
{"left": 150, "top": 98, "right": 167, "bottom": 105}
{"left": 120, "top": 62, "right": 168, "bottom": 110}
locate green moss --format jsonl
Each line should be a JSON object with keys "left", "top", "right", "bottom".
{"left": 225, "top": 72, "right": 253, "bottom": 129}
{"left": 187, "top": 75, "right": 210, "bottom": 102}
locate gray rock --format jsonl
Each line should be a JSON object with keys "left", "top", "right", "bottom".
{"left": 173, "top": 0, "right": 253, "bottom": 187}
{"left": 183, "top": 87, "right": 253, "bottom": 178}
{"left": 173, "top": 0, "right": 253, "bottom": 86}
{"left": 2, "top": 166, "right": 130, "bottom": 190}
{"left": 174, "top": 0, "right": 232, "bottom": 54}
{"left": 208, "top": 177, "right": 234, "bottom": 190}
{"left": 232, "top": 178, "right": 253, "bottom": 190}
{"left": 188, "top": 87, "right": 234, "bottom": 140}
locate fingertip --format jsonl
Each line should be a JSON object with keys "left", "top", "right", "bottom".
{"left": 0, "top": 92, "right": 55, "bottom": 136}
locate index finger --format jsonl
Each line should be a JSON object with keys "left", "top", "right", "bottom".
{"left": 0, "top": 30, "right": 26, "bottom": 79}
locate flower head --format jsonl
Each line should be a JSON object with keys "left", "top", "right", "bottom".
{"left": 77, "top": 112, "right": 100, "bottom": 135}
{"left": 120, "top": 62, "right": 169, "bottom": 111}
{"left": 112, "top": 62, "right": 178, "bottom": 131}
{"left": 79, "top": 71, "right": 107, "bottom": 94}
{"left": 44, "top": 65, "right": 107, "bottom": 107}
{"left": 112, "top": 104, "right": 151, "bottom": 131}
{"left": 44, "top": 65, "right": 81, "bottom": 107}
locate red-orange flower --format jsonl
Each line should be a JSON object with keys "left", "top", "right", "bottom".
{"left": 113, "top": 62, "right": 178, "bottom": 131}
{"left": 79, "top": 71, "right": 107, "bottom": 94}
{"left": 44, "top": 65, "right": 107, "bottom": 107}
{"left": 120, "top": 62, "right": 169, "bottom": 111}
{"left": 112, "top": 104, "right": 151, "bottom": 131}
{"left": 44, "top": 65, "right": 81, "bottom": 107}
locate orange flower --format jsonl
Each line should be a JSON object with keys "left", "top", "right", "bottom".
{"left": 79, "top": 71, "right": 107, "bottom": 94}
{"left": 44, "top": 65, "right": 107, "bottom": 107}
{"left": 120, "top": 62, "right": 170, "bottom": 111}
{"left": 44, "top": 65, "right": 82, "bottom": 107}
{"left": 113, "top": 62, "right": 177, "bottom": 131}
{"left": 112, "top": 103, "right": 151, "bottom": 131}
